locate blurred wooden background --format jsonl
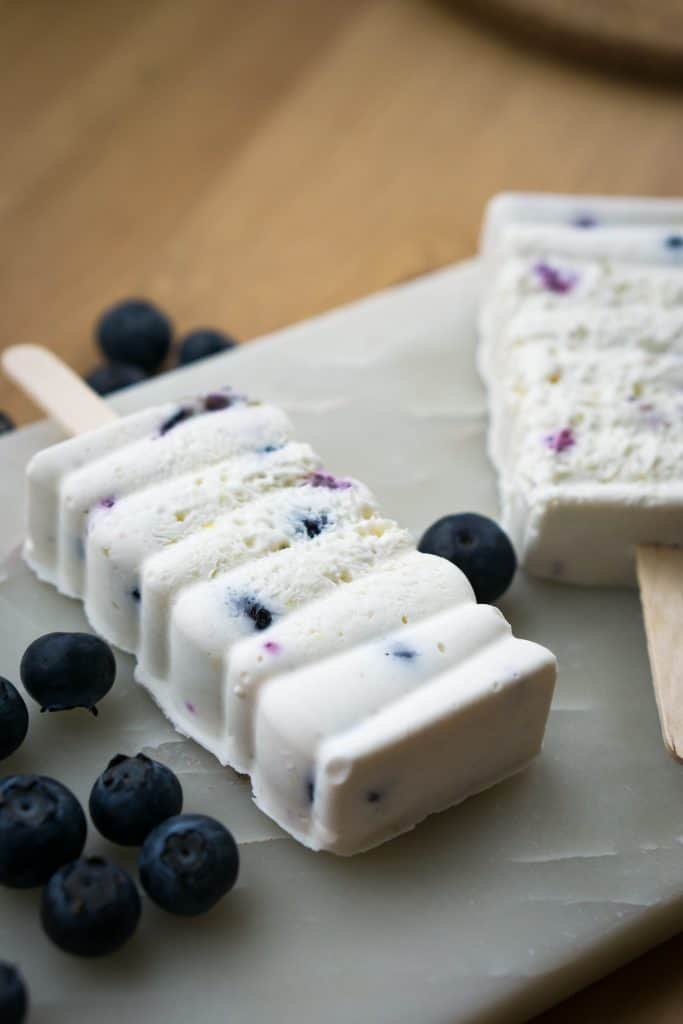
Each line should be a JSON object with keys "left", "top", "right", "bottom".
{"left": 1, "top": 1, "right": 682, "bottom": 1019}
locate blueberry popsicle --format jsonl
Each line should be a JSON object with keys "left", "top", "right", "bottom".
{"left": 479, "top": 192, "right": 683, "bottom": 761}
{"left": 7, "top": 344, "right": 557, "bottom": 853}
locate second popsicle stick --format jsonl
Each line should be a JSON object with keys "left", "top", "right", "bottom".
{"left": 636, "top": 545, "right": 683, "bottom": 764}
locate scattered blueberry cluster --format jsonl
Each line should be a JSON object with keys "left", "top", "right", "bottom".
{"left": 86, "top": 298, "right": 238, "bottom": 396}
{"left": 0, "top": 632, "right": 239, "bottom": 1021}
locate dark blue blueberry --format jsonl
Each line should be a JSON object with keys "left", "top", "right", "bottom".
{"left": 0, "top": 962, "right": 28, "bottom": 1024}
{"left": 89, "top": 753, "right": 183, "bottom": 846}
{"left": 258, "top": 443, "right": 283, "bottom": 454}
{"left": 306, "top": 776, "right": 315, "bottom": 804}
{"left": 97, "top": 298, "right": 172, "bottom": 372}
{"left": 240, "top": 598, "right": 273, "bottom": 631}
{"left": 85, "top": 363, "right": 147, "bottom": 396}
{"left": 571, "top": 213, "right": 597, "bottom": 228}
{"left": 131, "top": 587, "right": 141, "bottom": 602}
{"left": 301, "top": 513, "right": 329, "bottom": 538}
{"left": 139, "top": 813, "right": 239, "bottom": 916}
{"left": 386, "top": 645, "right": 417, "bottom": 661}
{"left": 0, "top": 775, "right": 87, "bottom": 888}
{"left": 418, "top": 513, "right": 517, "bottom": 604}
{"left": 665, "top": 235, "right": 683, "bottom": 249}
{"left": 178, "top": 329, "right": 237, "bottom": 366}
{"left": 159, "top": 406, "right": 194, "bottom": 435}
{"left": 20, "top": 632, "right": 116, "bottom": 715}
{"left": 0, "top": 412, "right": 15, "bottom": 436}
{"left": 0, "top": 678, "right": 29, "bottom": 761}
{"left": 203, "top": 391, "right": 233, "bottom": 412}
{"left": 366, "top": 790, "right": 382, "bottom": 803}
{"left": 41, "top": 856, "right": 141, "bottom": 956}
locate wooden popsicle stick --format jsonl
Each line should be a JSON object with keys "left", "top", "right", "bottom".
{"left": 1, "top": 344, "right": 117, "bottom": 436}
{"left": 636, "top": 544, "right": 683, "bottom": 763}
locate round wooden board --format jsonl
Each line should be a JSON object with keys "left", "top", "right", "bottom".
{"left": 469, "top": 0, "right": 683, "bottom": 78}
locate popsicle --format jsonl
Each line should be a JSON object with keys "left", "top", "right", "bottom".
{"left": 4, "top": 345, "right": 556, "bottom": 854}
{"left": 479, "top": 192, "right": 683, "bottom": 761}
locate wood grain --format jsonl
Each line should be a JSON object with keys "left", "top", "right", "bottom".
{"left": 0, "top": 2, "right": 681, "bottom": 1019}
{"left": 637, "top": 545, "right": 683, "bottom": 763}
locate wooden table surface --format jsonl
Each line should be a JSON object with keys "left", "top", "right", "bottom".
{"left": 1, "top": 1, "right": 682, "bottom": 1019}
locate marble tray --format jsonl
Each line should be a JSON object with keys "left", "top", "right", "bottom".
{"left": 1, "top": 261, "right": 682, "bottom": 1024}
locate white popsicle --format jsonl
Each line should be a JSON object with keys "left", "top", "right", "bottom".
{"left": 479, "top": 191, "right": 683, "bottom": 761}
{"left": 9, "top": 345, "right": 557, "bottom": 853}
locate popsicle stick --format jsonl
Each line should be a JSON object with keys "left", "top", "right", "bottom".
{"left": 1, "top": 344, "right": 117, "bottom": 436}
{"left": 636, "top": 544, "right": 683, "bottom": 764}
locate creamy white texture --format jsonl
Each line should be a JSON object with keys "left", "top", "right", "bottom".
{"left": 24, "top": 403, "right": 178, "bottom": 584}
{"left": 480, "top": 256, "right": 683, "bottom": 380}
{"left": 253, "top": 604, "right": 554, "bottom": 854}
{"left": 24, "top": 388, "right": 556, "bottom": 854}
{"left": 85, "top": 443, "right": 325, "bottom": 653}
{"left": 59, "top": 400, "right": 292, "bottom": 598}
{"left": 480, "top": 192, "right": 683, "bottom": 262}
{"left": 225, "top": 550, "right": 476, "bottom": 772}
{"left": 153, "top": 518, "right": 415, "bottom": 754}
{"left": 493, "top": 223, "right": 683, "bottom": 275}
{"left": 480, "top": 193, "right": 683, "bottom": 586}
{"left": 136, "top": 479, "right": 377, "bottom": 682}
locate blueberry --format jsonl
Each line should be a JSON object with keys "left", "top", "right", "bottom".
{"left": 89, "top": 753, "right": 183, "bottom": 846}
{"left": 237, "top": 597, "right": 273, "bottom": 631}
{"left": 20, "top": 632, "right": 116, "bottom": 715}
{"left": 0, "top": 775, "right": 87, "bottom": 888}
{"left": 301, "top": 513, "right": 329, "bottom": 538}
{"left": 159, "top": 406, "right": 194, "bottom": 435}
{"left": 41, "top": 856, "right": 141, "bottom": 957}
{"left": 0, "top": 962, "right": 28, "bottom": 1024}
{"left": 0, "top": 678, "right": 29, "bottom": 761}
{"left": 97, "top": 298, "right": 172, "bottom": 372}
{"left": 139, "top": 813, "right": 239, "bottom": 916}
{"left": 418, "top": 513, "right": 517, "bottom": 604}
{"left": 0, "top": 412, "right": 15, "bottom": 436}
{"left": 203, "top": 391, "right": 233, "bottom": 412}
{"left": 178, "top": 329, "right": 237, "bottom": 366}
{"left": 85, "top": 362, "right": 147, "bottom": 396}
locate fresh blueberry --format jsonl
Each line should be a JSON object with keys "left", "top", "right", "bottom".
{"left": 418, "top": 513, "right": 517, "bottom": 604}
{"left": 0, "top": 962, "right": 28, "bottom": 1024}
{"left": 89, "top": 753, "right": 183, "bottom": 846}
{"left": 41, "top": 856, "right": 141, "bottom": 957}
{"left": 0, "top": 412, "right": 15, "bottom": 436}
{"left": 85, "top": 362, "right": 147, "bottom": 396}
{"left": 139, "top": 813, "right": 239, "bottom": 916}
{"left": 178, "top": 329, "right": 237, "bottom": 366}
{"left": 0, "top": 678, "right": 29, "bottom": 761}
{"left": 97, "top": 298, "right": 172, "bottom": 372}
{"left": 20, "top": 632, "right": 116, "bottom": 715}
{"left": 0, "top": 775, "right": 87, "bottom": 888}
